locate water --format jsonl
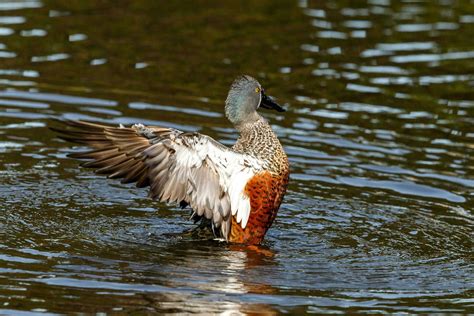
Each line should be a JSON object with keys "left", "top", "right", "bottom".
{"left": 0, "top": 0, "right": 473, "bottom": 314}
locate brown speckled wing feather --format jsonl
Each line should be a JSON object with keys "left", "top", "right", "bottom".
{"left": 51, "top": 120, "right": 165, "bottom": 188}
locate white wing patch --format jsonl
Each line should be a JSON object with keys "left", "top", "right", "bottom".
{"left": 142, "top": 132, "right": 264, "bottom": 239}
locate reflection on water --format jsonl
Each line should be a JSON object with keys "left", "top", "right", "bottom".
{"left": 0, "top": 0, "right": 473, "bottom": 314}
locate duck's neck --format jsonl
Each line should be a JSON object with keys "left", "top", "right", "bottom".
{"left": 234, "top": 112, "right": 261, "bottom": 132}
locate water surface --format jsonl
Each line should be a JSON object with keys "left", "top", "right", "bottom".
{"left": 0, "top": 0, "right": 473, "bottom": 314}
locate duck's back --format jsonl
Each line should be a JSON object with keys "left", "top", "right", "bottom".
{"left": 229, "top": 117, "right": 289, "bottom": 244}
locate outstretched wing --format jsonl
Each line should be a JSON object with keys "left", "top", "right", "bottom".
{"left": 52, "top": 120, "right": 265, "bottom": 240}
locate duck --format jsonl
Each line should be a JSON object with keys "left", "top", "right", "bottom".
{"left": 52, "top": 75, "right": 290, "bottom": 245}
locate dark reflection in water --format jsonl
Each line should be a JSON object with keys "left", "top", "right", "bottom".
{"left": 0, "top": 0, "right": 473, "bottom": 314}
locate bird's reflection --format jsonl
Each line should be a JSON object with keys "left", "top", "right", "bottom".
{"left": 136, "top": 238, "right": 279, "bottom": 314}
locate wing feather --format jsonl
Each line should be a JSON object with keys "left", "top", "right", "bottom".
{"left": 52, "top": 120, "right": 264, "bottom": 240}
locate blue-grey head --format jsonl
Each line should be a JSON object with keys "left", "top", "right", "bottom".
{"left": 225, "top": 75, "right": 285, "bottom": 126}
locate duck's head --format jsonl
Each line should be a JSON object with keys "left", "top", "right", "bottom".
{"left": 225, "top": 75, "right": 285, "bottom": 126}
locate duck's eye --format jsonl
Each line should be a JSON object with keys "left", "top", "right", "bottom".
{"left": 255, "top": 87, "right": 261, "bottom": 93}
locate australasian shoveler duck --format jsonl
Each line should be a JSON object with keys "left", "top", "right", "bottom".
{"left": 52, "top": 75, "right": 290, "bottom": 245}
